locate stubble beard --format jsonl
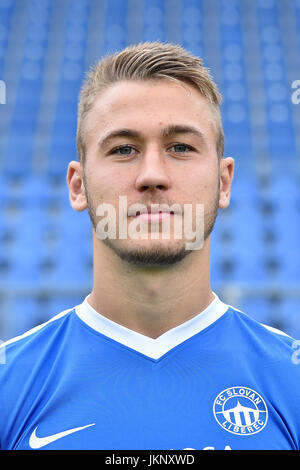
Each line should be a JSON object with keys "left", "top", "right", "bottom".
{"left": 83, "top": 176, "right": 220, "bottom": 268}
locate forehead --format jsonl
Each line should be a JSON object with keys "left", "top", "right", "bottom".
{"left": 84, "top": 79, "right": 216, "bottom": 141}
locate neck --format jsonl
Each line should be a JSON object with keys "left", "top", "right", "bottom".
{"left": 88, "top": 236, "right": 214, "bottom": 339}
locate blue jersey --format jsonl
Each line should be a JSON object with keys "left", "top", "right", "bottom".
{"left": 0, "top": 292, "right": 300, "bottom": 450}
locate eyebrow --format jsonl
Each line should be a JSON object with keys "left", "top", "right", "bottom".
{"left": 98, "top": 129, "right": 140, "bottom": 148}
{"left": 98, "top": 124, "right": 207, "bottom": 148}
{"left": 162, "top": 124, "right": 206, "bottom": 142}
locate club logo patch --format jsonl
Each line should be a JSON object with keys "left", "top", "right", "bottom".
{"left": 213, "top": 386, "right": 268, "bottom": 436}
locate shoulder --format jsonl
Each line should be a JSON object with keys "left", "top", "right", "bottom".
{"left": 229, "top": 305, "right": 295, "bottom": 344}
{"left": 0, "top": 307, "right": 75, "bottom": 372}
{"left": 0, "top": 306, "right": 78, "bottom": 449}
{"left": 225, "top": 304, "right": 299, "bottom": 361}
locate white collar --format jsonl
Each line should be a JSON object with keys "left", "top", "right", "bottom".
{"left": 75, "top": 292, "right": 229, "bottom": 360}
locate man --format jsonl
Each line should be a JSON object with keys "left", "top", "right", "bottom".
{"left": 0, "top": 42, "right": 299, "bottom": 450}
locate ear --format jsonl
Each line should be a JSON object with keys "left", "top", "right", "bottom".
{"left": 218, "top": 157, "right": 234, "bottom": 209}
{"left": 66, "top": 161, "right": 88, "bottom": 212}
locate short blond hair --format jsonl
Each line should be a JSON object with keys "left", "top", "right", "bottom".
{"left": 77, "top": 42, "right": 224, "bottom": 165}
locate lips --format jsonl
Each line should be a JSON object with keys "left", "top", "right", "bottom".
{"left": 134, "top": 211, "right": 174, "bottom": 222}
{"left": 134, "top": 210, "right": 175, "bottom": 216}
{"left": 128, "top": 204, "right": 177, "bottom": 217}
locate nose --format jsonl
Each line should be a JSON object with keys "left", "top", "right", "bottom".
{"left": 134, "top": 146, "right": 171, "bottom": 193}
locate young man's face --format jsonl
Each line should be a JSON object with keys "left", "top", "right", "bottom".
{"left": 77, "top": 79, "right": 232, "bottom": 267}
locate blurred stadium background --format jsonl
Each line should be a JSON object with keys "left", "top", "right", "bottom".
{"left": 0, "top": 0, "right": 300, "bottom": 341}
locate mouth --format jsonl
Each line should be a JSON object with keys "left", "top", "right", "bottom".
{"left": 131, "top": 211, "right": 175, "bottom": 222}
{"left": 128, "top": 203, "right": 178, "bottom": 216}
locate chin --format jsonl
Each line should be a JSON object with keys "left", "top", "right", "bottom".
{"left": 102, "top": 238, "right": 191, "bottom": 267}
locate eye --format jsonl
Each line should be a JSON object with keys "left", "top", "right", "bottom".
{"left": 112, "top": 145, "right": 137, "bottom": 156}
{"left": 169, "top": 143, "right": 194, "bottom": 153}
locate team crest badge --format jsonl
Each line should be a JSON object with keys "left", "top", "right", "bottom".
{"left": 213, "top": 386, "right": 268, "bottom": 436}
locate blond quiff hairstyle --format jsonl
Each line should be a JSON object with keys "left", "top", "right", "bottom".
{"left": 77, "top": 42, "right": 224, "bottom": 165}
